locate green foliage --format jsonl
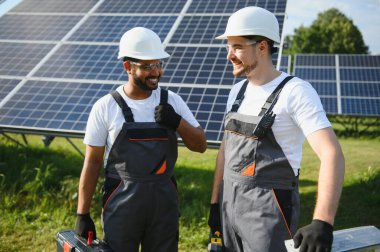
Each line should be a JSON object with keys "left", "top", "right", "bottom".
{"left": 284, "top": 8, "right": 369, "bottom": 54}
{"left": 1, "top": 135, "right": 380, "bottom": 251}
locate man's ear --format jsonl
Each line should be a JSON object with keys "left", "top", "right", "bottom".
{"left": 123, "top": 61, "right": 131, "bottom": 74}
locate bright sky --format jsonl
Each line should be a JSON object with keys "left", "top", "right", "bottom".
{"left": 283, "top": 0, "right": 380, "bottom": 55}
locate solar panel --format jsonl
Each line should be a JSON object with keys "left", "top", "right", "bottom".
{"left": 10, "top": 0, "right": 98, "bottom": 13}
{"left": 293, "top": 54, "right": 380, "bottom": 116}
{"left": 0, "top": 80, "right": 119, "bottom": 134}
{"left": 187, "top": 0, "right": 287, "bottom": 13}
{"left": 279, "top": 55, "right": 291, "bottom": 73}
{"left": 33, "top": 44, "right": 124, "bottom": 81}
{"left": 0, "top": 78, "right": 21, "bottom": 101}
{"left": 0, "top": 14, "right": 82, "bottom": 41}
{"left": 95, "top": 0, "right": 187, "bottom": 13}
{"left": 70, "top": 16, "right": 177, "bottom": 43}
{"left": 0, "top": 0, "right": 289, "bottom": 142}
{"left": 0, "top": 42, "right": 54, "bottom": 76}
{"left": 170, "top": 16, "right": 228, "bottom": 44}
{"left": 162, "top": 46, "right": 241, "bottom": 85}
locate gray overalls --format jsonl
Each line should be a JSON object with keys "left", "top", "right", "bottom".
{"left": 101, "top": 89, "right": 179, "bottom": 252}
{"left": 222, "top": 76, "right": 300, "bottom": 252}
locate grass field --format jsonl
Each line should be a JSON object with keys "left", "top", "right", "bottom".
{"left": 0, "top": 134, "right": 379, "bottom": 251}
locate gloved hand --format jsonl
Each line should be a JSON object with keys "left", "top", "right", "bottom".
{"left": 208, "top": 203, "right": 222, "bottom": 234}
{"left": 293, "top": 219, "right": 333, "bottom": 252}
{"left": 155, "top": 104, "right": 181, "bottom": 129}
{"left": 75, "top": 213, "right": 97, "bottom": 240}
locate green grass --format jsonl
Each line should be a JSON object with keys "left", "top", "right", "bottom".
{"left": 0, "top": 134, "right": 379, "bottom": 251}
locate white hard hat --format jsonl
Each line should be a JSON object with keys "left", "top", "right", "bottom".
{"left": 117, "top": 27, "right": 170, "bottom": 60}
{"left": 216, "top": 6, "right": 281, "bottom": 47}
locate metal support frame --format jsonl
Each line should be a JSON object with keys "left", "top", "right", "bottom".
{"left": 0, "top": 132, "right": 26, "bottom": 147}
{"left": 65, "top": 137, "right": 84, "bottom": 158}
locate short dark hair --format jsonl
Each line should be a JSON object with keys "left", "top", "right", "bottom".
{"left": 123, "top": 56, "right": 140, "bottom": 62}
{"left": 242, "top": 35, "right": 278, "bottom": 55}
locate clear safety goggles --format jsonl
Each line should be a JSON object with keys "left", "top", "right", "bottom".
{"left": 129, "top": 61, "right": 164, "bottom": 71}
{"left": 225, "top": 40, "right": 257, "bottom": 53}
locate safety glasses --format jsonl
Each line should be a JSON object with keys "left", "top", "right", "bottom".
{"left": 225, "top": 40, "right": 258, "bottom": 53}
{"left": 129, "top": 61, "right": 164, "bottom": 71}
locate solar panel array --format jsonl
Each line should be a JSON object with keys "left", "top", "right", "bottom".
{"left": 0, "top": 0, "right": 289, "bottom": 143}
{"left": 293, "top": 54, "right": 380, "bottom": 116}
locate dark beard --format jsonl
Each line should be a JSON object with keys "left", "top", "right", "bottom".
{"left": 132, "top": 73, "right": 160, "bottom": 91}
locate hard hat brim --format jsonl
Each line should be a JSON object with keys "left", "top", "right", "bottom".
{"left": 117, "top": 51, "right": 170, "bottom": 60}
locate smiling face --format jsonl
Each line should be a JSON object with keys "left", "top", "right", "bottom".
{"left": 225, "top": 36, "right": 262, "bottom": 78}
{"left": 125, "top": 59, "right": 163, "bottom": 91}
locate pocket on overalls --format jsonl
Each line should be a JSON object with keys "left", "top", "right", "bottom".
{"left": 125, "top": 128, "right": 169, "bottom": 175}
{"left": 272, "top": 188, "right": 293, "bottom": 237}
{"left": 234, "top": 139, "right": 258, "bottom": 175}
{"left": 102, "top": 177, "right": 123, "bottom": 209}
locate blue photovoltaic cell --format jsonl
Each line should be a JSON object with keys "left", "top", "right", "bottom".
{"left": 341, "top": 98, "right": 380, "bottom": 116}
{"left": 96, "top": 0, "right": 186, "bottom": 13}
{"left": 162, "top": 46, "right": 242, "bottom": 85}
{"left": 294, "top": 68, "right": 336, "bottom": 80}
{"left": 293, "top": 54, "right": 380, "bottom": 117}
{"left": 279, "top": 55, "right": 290, "bottom": 73}
{"left": 10, "top": 0, "right": 98, "bottom": 13}
{"left": 33, "top": 44, "right": 125, "bottom": 81}
{"left": 70, "top": 15, "right": 176, "bottom": 43}
{"left": 340, "top": 68, "right": 380, "bottom": 82}
{"left": 170, "top": 16, "right": 228, "bottom": 44}
{"left": 0, "top": 81, "right": 119, "bottom": 132}
{"left": 339, "top": 55, "right": 380, "bottom": 67}
{"left": 167, "top": 86, "right": 230, "bottom": 141}
{"left": 187, "top": 0, "right": 287, "bottom": 14}
{"left": 295, "top": 55, "right": 335, "bottom": 66}
{"left": 341, "top": 82, "right": 380, "bottom": 97}
{"left": 320, "top": 97, "right": 338, "bottom": 114}
{"left": 0, "top": 14, "right": 82, "bottom": 41}
{"left": 0, "top": 79, "right": 21, "bottom": 102}
{"left": 0, "top": 42, "right": 54, "bottom": 76}
{"left": 309, "top": 81, "right": 337, "bottom": 96}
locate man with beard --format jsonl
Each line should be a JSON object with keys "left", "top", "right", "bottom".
{"left": 75, "top": 27, "right": 207, "bottom": 252}
{"left": 207, "top": 7, "right": 345, "bottom": 252}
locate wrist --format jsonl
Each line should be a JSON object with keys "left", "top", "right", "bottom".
{"left": 312, "top": 219, "right": 334, "bottom": 230}
{"left": 77, "top": 212, "right": 90, "bottom": 216}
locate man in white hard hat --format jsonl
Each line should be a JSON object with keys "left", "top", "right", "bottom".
{"left": 207, "top": 6, "right": 345, "bottom": 252}
{"left": 75, "top": 27, "right": 207, "bottom": 252}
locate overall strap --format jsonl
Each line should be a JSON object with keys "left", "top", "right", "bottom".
{"left": 110, "top": 91, "right": 134, "bottom": 122}
{"left": 231, "top": 80, "right": 249, "bottom": 112}
{"left": 258, "top": 76, "right": 294, "bottom": 116}
{"left": 160, "top": 88, "right": 168, "bottom": 105}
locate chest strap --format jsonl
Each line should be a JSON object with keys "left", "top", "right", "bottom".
{"left": 110, "top": 88, "right": 169, "bottom": 122}
{"left": 231, "top": 76, "right": 294, "bottom": 115}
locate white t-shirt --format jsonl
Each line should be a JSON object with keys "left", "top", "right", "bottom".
{"left": 84, "top": 85, "right": 200, "bottom": 164}
{"left": 226, "top": 72, "right": 331, "bottom": 175}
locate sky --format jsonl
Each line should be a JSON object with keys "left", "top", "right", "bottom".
{"left": 283, "top": 0, "right": 380, "bottom": 55}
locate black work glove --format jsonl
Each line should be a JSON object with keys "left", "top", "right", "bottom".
{"left": 293, "top": 219, "right": 333, "bottom": 252}
{"left": 75, "top": 213, "right": 97, "bottom": 240}
{"left": 208, "top": 203, "right": 222, "bottom": 234}
{"left": 154, "top": 104, "right": 181, "bottom": 130}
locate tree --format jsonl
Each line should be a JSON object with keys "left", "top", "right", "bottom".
{"left": 283, "top": 8, "right": 369, "bottom": 54}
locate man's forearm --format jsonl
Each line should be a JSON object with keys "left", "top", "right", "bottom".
{"left": 210, "top": 140, "right": 225, "bottom": 203}
{"left": 77, "top": 163, "right": 102, "bottom": 214}
{"left": 313, "top": 151, "right": 345, "bottom": 225}
{"left": 77, "top": 145, "right": 104, "bottom": 214}
{"left": 177, "top": 120, "right": 207, "bottom": 153}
